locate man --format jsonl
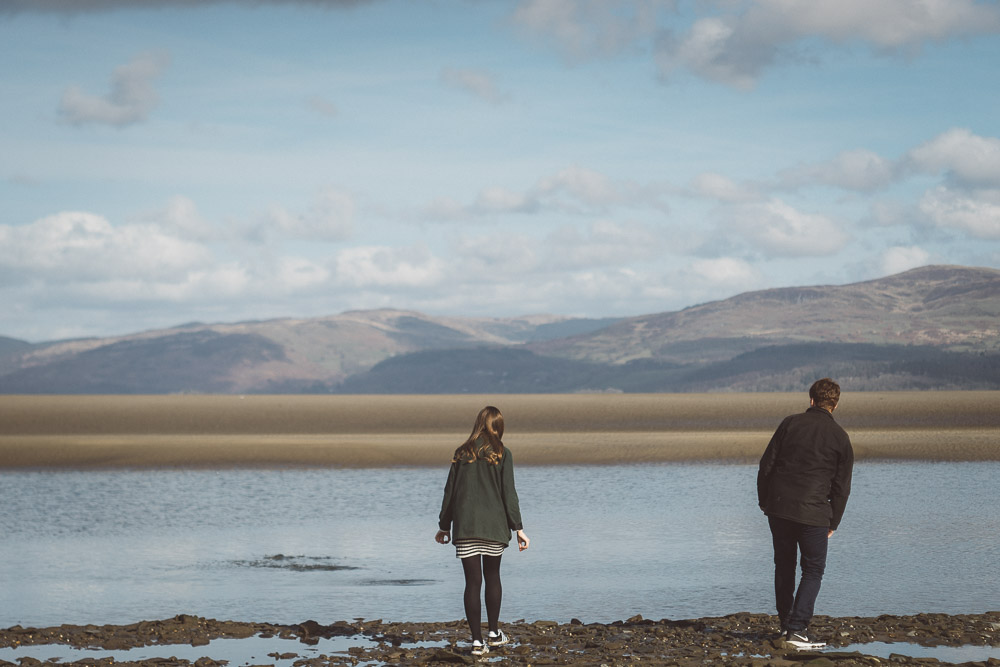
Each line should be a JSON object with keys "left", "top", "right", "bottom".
{"left": 757, "top": 378, "right": 854, "bottom": 649}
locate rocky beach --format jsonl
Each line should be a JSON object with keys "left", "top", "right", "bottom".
{"left": 2, "top": 612, "right": 999, "bottom": 667}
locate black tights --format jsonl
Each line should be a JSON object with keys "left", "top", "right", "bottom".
{"left": 460, "top": 554, "right": 502, "bottom": 641}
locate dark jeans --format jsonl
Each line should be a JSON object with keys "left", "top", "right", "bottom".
{"left": 768, "top": 515, "right": 829, "bottom": 632}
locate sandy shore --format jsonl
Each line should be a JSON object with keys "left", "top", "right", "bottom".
{"left": 1, "top": 392, "right": 997, "bottom": 468}
{"left": 2, "top": 612, "right": 998, "bottom": 666}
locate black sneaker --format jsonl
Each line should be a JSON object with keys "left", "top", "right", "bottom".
{"left": 785, "top": 630, "right": 826, "bottom": 649}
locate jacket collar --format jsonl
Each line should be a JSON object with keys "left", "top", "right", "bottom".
{"left": 807, "top": 405, "right": 835, "bottom": 419}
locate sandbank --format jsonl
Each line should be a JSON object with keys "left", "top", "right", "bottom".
{"left": 1, "top": 392, "right": 997, "bottom": 468}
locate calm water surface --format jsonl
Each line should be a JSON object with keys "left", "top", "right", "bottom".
{"left": 1, "top": 462, "right": 997, "bottom": 628}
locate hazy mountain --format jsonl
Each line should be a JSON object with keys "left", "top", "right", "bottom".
{"left": 0, "top": 309, "right": 618, "bottom": 394}
{"left": 2, "top": 265, "right": 998, "bottom": 393}
{"left": 526, "top": 264, "right": 1000, "bottom": 364}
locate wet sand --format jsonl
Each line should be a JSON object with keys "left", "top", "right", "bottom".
{"left": 2, "top": 612, "right": 998, "bottom": 666}
{"left": 1, "top": 392, "right": 998, "bottom": 468}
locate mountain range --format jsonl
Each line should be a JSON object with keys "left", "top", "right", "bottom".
{"left": 2, "top": 264, "right": 998, "bottom": 394}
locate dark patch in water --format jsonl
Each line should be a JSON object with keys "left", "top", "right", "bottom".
{"left": 361, "top": 578, "right": 437, "bottom": 586}
{"left": 232, "top": 554, "right": 361, "bottom": 572}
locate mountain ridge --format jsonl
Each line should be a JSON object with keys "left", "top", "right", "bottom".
{"left": 2, "top": 265, "right": 998, "bottom": 393}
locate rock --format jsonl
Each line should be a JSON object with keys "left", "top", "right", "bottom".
{"left": 2, "top": 612, "right": 999, "bottom": 666}
{"left": 422, "top": 648, "right": 472, "bottom": 664}
{"left": 802, "top": 659, "right": 835, "bottom": 667}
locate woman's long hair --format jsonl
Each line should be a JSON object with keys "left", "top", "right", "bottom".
{"left": 452, "top": 405, "right": 505, "bottom": 464}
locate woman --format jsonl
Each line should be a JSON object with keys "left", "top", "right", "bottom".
{"left": 436, "top": 405, "right": 529, "bottom": 656}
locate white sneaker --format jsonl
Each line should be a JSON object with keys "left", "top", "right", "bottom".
{"left": 785, "top": 630, "right": 826, "bottom": 649}
{"left": 487, "top": 629, "right": 509, "bottom": 646}
{"left": 471, "top": 640, "right": 489, "bottom": 656}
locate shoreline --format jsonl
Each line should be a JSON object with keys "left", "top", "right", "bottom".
{"left": 2, "top": 429, "right": 999, "bottom": 468}
{"left": 2, "top": 612, "right": 998, "bottom": 666}
{"left": 2, "top": 392, "right": 998, "bottom": 468}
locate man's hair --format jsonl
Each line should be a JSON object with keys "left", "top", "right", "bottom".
{"left": 809, "top": 378, "right": 841, "bottom": 410}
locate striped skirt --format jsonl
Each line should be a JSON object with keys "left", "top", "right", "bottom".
{"left": 454, "top": 538, "right": 506, "bottom": 559}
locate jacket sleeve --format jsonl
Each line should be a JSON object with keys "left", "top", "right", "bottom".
{"left": 828, "top": 435, "right": 854, "bottom": 531}
{"left": 500, "top": 450, "right": 523, "bottom": 531}
{"left": 438, "top": 461, "right": 458, "bottom": 531}
{"left": 757, "top": 417, "right": 788, "bottom": 510}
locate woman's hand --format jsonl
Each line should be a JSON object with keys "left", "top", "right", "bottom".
{"left": 516, "top": 529, "right": 529, "bottom": 551}
{"left": 435, "top": 530, "right": 451, "bottom": 544}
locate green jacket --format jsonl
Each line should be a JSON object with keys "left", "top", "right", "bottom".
{"left": 438, "top": 445, "right": 523, "bottom": 545}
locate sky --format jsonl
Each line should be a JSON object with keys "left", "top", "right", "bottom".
{"left": 2, "top": 0, "right": 1000, "bottom": 343}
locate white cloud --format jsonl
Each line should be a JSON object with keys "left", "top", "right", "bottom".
{"left": 334, "top": 244, "right": 446, "bottom": 288}
{"left": 865, "top": 200, "right": 915, "bottom": 228}
{"left": 656, "top": 0, "right": 1000, "bottom": 88}
{"left": 424, "top": 166, "right": 668, "bottom": 220}
{"left": 755, "top": 0, "right": 1000, "bottom": 48}
{"left": 63, "top": 264, "right": 251, "bottom": 303}
{"left": 58, "top": 51, "right": 170, "bottom": 127}
{"left": 267, "top": 187, "right": 355, "bottom": 241}
{"left": 880, "top": 246, "right": 931, "bottom": 275}
{"left": 274, "top": 257, "right": 330, "bottom": 291}
{"left": 690, "top": 172, "right": 760, "bottom": 203}
{"left": 657, "top": 16, "right": 764, "bottom": 90}
{"left": 142, "top": 195, "right": 214, "bottom": 240}
{"left": 779, "top": 149, "right": 896, "bottom": 192}
{"left": 440, "top": 68, "right": 509, "bottom": 104}
{"left": 473, "top": 186, "right": 538, "bottom": 215}
{"left": 422, "top": 197, "right": 468, "bottom": 221}
{"left": 0, "top": 211, "right": 212, "bottom": 284}
{"left": 453, "top": 233, "right": 540, "bottom": 276}
{"left": 689, "top": 257, "right": 761, "bottom": 288}
{"left": 546, "top": 220, "right": 662, "bottom": 270}
{"left": 906, "top": 128, "right": 1000, "bottom": 186}
{"left": 919, "top": 186, "right": 1000, "bottom": 239}
{"left": 723, "top": 198, "right": 849, "bottom": 256}
{"left": 512, "top": 0, "right": 672, "bottom": 60}
{"left": 537, "top": 166, "right": 660, "bottom": 211}
{"left": 2, "top": 0, "right": 375, "bottom": 12}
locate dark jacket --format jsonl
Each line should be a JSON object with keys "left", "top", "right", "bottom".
{"left": 439, "top": 445, "right": 523, "bottom": 545}
{"left": 757, "top": 406, "right": 854, "bottom": 530}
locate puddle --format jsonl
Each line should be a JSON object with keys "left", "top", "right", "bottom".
{"left": 0, "top": 634, "right": 376, "bottom": 666}
{"left": 835, "top": 641, "right": 1000, "bottom": 662}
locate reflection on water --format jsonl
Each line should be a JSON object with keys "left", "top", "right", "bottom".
{"left": 834, "top": 642, "right": 1000, "bottom": 662}
{"left": 0, "top": 635, "right": 377, "bottom": 667}
{"left": 1, "top": 462, "right": 997, "bottom": 628}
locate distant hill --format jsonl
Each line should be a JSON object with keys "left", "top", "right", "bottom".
{"left": 527, "top": 264, "right": 1000, "bottom": 364}
{"left": 0, "top": 310, "right": 621, "bottom": 394}
{"left": 2, "top": 265, "right": 998, "bottom": 393}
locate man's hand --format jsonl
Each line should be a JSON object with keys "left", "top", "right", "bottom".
{"left": 827, "top": 529, "right": 835, "bottom": 538}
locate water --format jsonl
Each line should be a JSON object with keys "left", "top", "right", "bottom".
{"left": 1, "top": 462, "right": 997, "bottom": 629}
{"left": 0, "top": 635, "right": 378, "bottom": 667}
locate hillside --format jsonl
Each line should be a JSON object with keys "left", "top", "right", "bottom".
{"left": 1, "top": 265, "right": 998, "bottom": 393}
{"left": 0, "top": 310, "right": 618, "bottom": 394}
{"left": 526, "top": 265, "right": 1000, "bottom": 364}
